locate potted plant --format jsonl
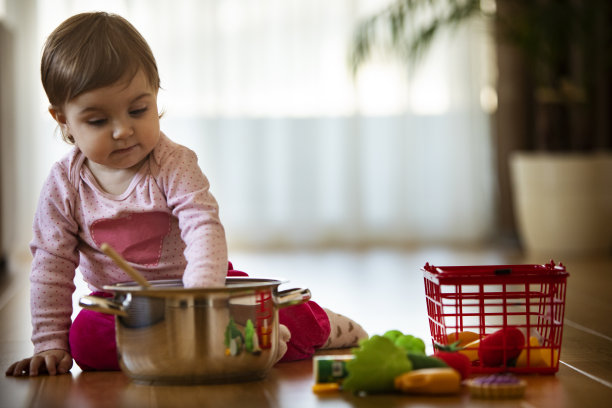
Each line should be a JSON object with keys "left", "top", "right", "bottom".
{"left": 350, "top": 0, "right": 612, "bottom": 256}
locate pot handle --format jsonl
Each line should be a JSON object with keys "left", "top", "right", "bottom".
{"left": 79, "top": 295, "right": 128, "bottom": 317}
{"left": 275, "top": 288, "right": 311, "bottom": 308}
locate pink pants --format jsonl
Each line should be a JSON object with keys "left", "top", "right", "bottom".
{"left": 69, "top": 263, "right": 331, "bottom": 371}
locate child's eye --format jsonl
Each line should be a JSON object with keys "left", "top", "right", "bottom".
{"left": 130, "top": 107, "right": 148, "bottom": 116}
{"left": 87, "top": 118, "right": 107, "bottom": 126}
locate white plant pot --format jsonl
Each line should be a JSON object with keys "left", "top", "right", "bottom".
{"left": 510, "top": 152, "right": 612, "bottom": 256}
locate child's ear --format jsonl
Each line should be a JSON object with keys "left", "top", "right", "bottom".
{"left": 49, "top": 106, "right": 73, "bottom": 143}
{"left": 48, "top": 105, "right": 67, "bottom": 125}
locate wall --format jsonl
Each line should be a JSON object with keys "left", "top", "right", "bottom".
{"left": 0, "top": 0, "right": 39, "bottom": 265}
{"left": 0, "top": 21, "right": 13, "bottom": 264}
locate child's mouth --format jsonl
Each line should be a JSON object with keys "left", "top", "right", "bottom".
{"left": 114, "top": 145, "right": 136, "bottom": 154}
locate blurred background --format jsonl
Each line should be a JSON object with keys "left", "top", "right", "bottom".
{"left": 0, "top": 0, "right": 610, "bottom": 266}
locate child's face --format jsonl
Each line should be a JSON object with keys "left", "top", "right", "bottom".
{"left": 52, "top": 70, "right": 160, "bottom": 172}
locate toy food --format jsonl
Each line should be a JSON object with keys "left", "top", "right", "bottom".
{"left": 433, "top": 350, "right": 471, "bottom": 379}
{"left": 394, "top": 368, "right": 461, "bottom": 394}
{"left": 383, "top": 329, "right": 404, "bottom": 342}
{"left": 446, "top": 331, "right": 479, "bottom": 347}
{"left": 394, "top": 334, "right": 426, "bottom": 355}
{"left": 311, "top": 383, "right": 341, "bottom": 394}
{"left": 313, "top": 355, "right": 353, "bottom": 383}
{"left": 313, "top": 331, "right": 464, "bottom": 396}
{"left": 479, "top": 327, "right": 525, "bottom": 367}
{"left": 383, "top": 330, "right": 427, "bottom": 354}
{"left": 465, "top": 373, "right": 526, "bottom": 399}
{"left": 342, "top": 335, "right": 413, "bottom": 393}
{"left": 458, "top": 338, "right": 480, "bottom": 361}
{"left": 406, "top": 353, "right": 448, "bottom": 370}
{"left": 516, "top": 336, "right": 559, "bottom": 368}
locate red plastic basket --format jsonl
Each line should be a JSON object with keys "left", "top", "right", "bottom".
{"left": 423, "top": 260, "right": 569, "bottom": 374}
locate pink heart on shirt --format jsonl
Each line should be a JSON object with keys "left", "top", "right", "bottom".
{"left": 91, "top": 212, "right": 171, "bottom": 266}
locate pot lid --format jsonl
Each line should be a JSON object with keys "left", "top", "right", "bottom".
{"left": 103, "top": 277, "right": 286, "bottom": 295}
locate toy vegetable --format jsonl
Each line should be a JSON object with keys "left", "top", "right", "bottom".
{"left": 384, "top": 330, "right": 426, "bottom": 354}
{"left": 407, "top": 353, "right": 448, "bottom": 370}
{"left": 343, "top": 335, "right": 413, "bottom": 393}
{"left": 433, "top": 349, "right": 471, "bottom": 379}
{"left": 479, "top": 327, "right": 525, "bottom": 367}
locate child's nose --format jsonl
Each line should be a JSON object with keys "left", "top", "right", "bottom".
{"left": 112, "top": 120, "right": 134, "bottom": 139}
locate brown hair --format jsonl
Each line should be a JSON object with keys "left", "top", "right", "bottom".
{"left": 41, "top": 12, "right": 160, "bottom": 142}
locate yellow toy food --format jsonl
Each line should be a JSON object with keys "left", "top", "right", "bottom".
{"left": 516, "top": 336, "right": 559, "bottom": 368}
{"left": 394, "top": 368, "right": 461, "bottom": 394}
{"left": 446, "top": 331, "right": 479, "bottom": 347}
{"left": 458, "top": 338, "right": 480, "bottom": 362}
{"left": 311, "top": 383, "right": 341, "bottom": 394}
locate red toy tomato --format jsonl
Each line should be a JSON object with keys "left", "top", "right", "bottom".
{"left": 479, "top": 327, "right": 525, "bottom": 367}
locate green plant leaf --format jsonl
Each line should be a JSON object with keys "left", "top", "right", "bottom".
{"left": 349, "top": 0, "right": 483, "bottom": 75}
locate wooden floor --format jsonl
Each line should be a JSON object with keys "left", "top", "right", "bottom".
{"left": 1, "top": 245, "right": 611, "bottom": 407}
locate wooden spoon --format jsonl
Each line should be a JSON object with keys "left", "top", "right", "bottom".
{"left": 100, "top": 243, "right": 152, "bottom": 288}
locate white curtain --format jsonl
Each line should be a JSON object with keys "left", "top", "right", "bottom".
{"left": 2, "top": 0, "right": 495, "bottom": 253}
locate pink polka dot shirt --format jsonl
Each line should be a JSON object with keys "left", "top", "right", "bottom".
{"left": 29, "top": 133, "right": 228, "bottom": 353}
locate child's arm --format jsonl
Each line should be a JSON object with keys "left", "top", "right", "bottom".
{"left": 16, "top": 163, "right": 81, "bottom": 375}
{"left": 156, "top": 143, "right": 228, "bottom": 287}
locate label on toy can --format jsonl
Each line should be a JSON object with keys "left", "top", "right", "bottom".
{"left": 313, "top": 355, "right": 354, "bottom": 383}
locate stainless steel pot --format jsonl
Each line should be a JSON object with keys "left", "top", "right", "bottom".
{"left": 79, "top": 277, "right": 311, "bottom": 385}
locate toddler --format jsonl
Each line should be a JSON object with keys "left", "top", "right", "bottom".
{"left": 5, "top": 12, "right": 366, "bottom": 377}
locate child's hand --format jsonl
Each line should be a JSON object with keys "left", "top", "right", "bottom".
{"left": 5, "top": 349, "right": 73, "bottom": 377}
{"left": 274, "top": 324, "right": 291, "bottom": 364}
